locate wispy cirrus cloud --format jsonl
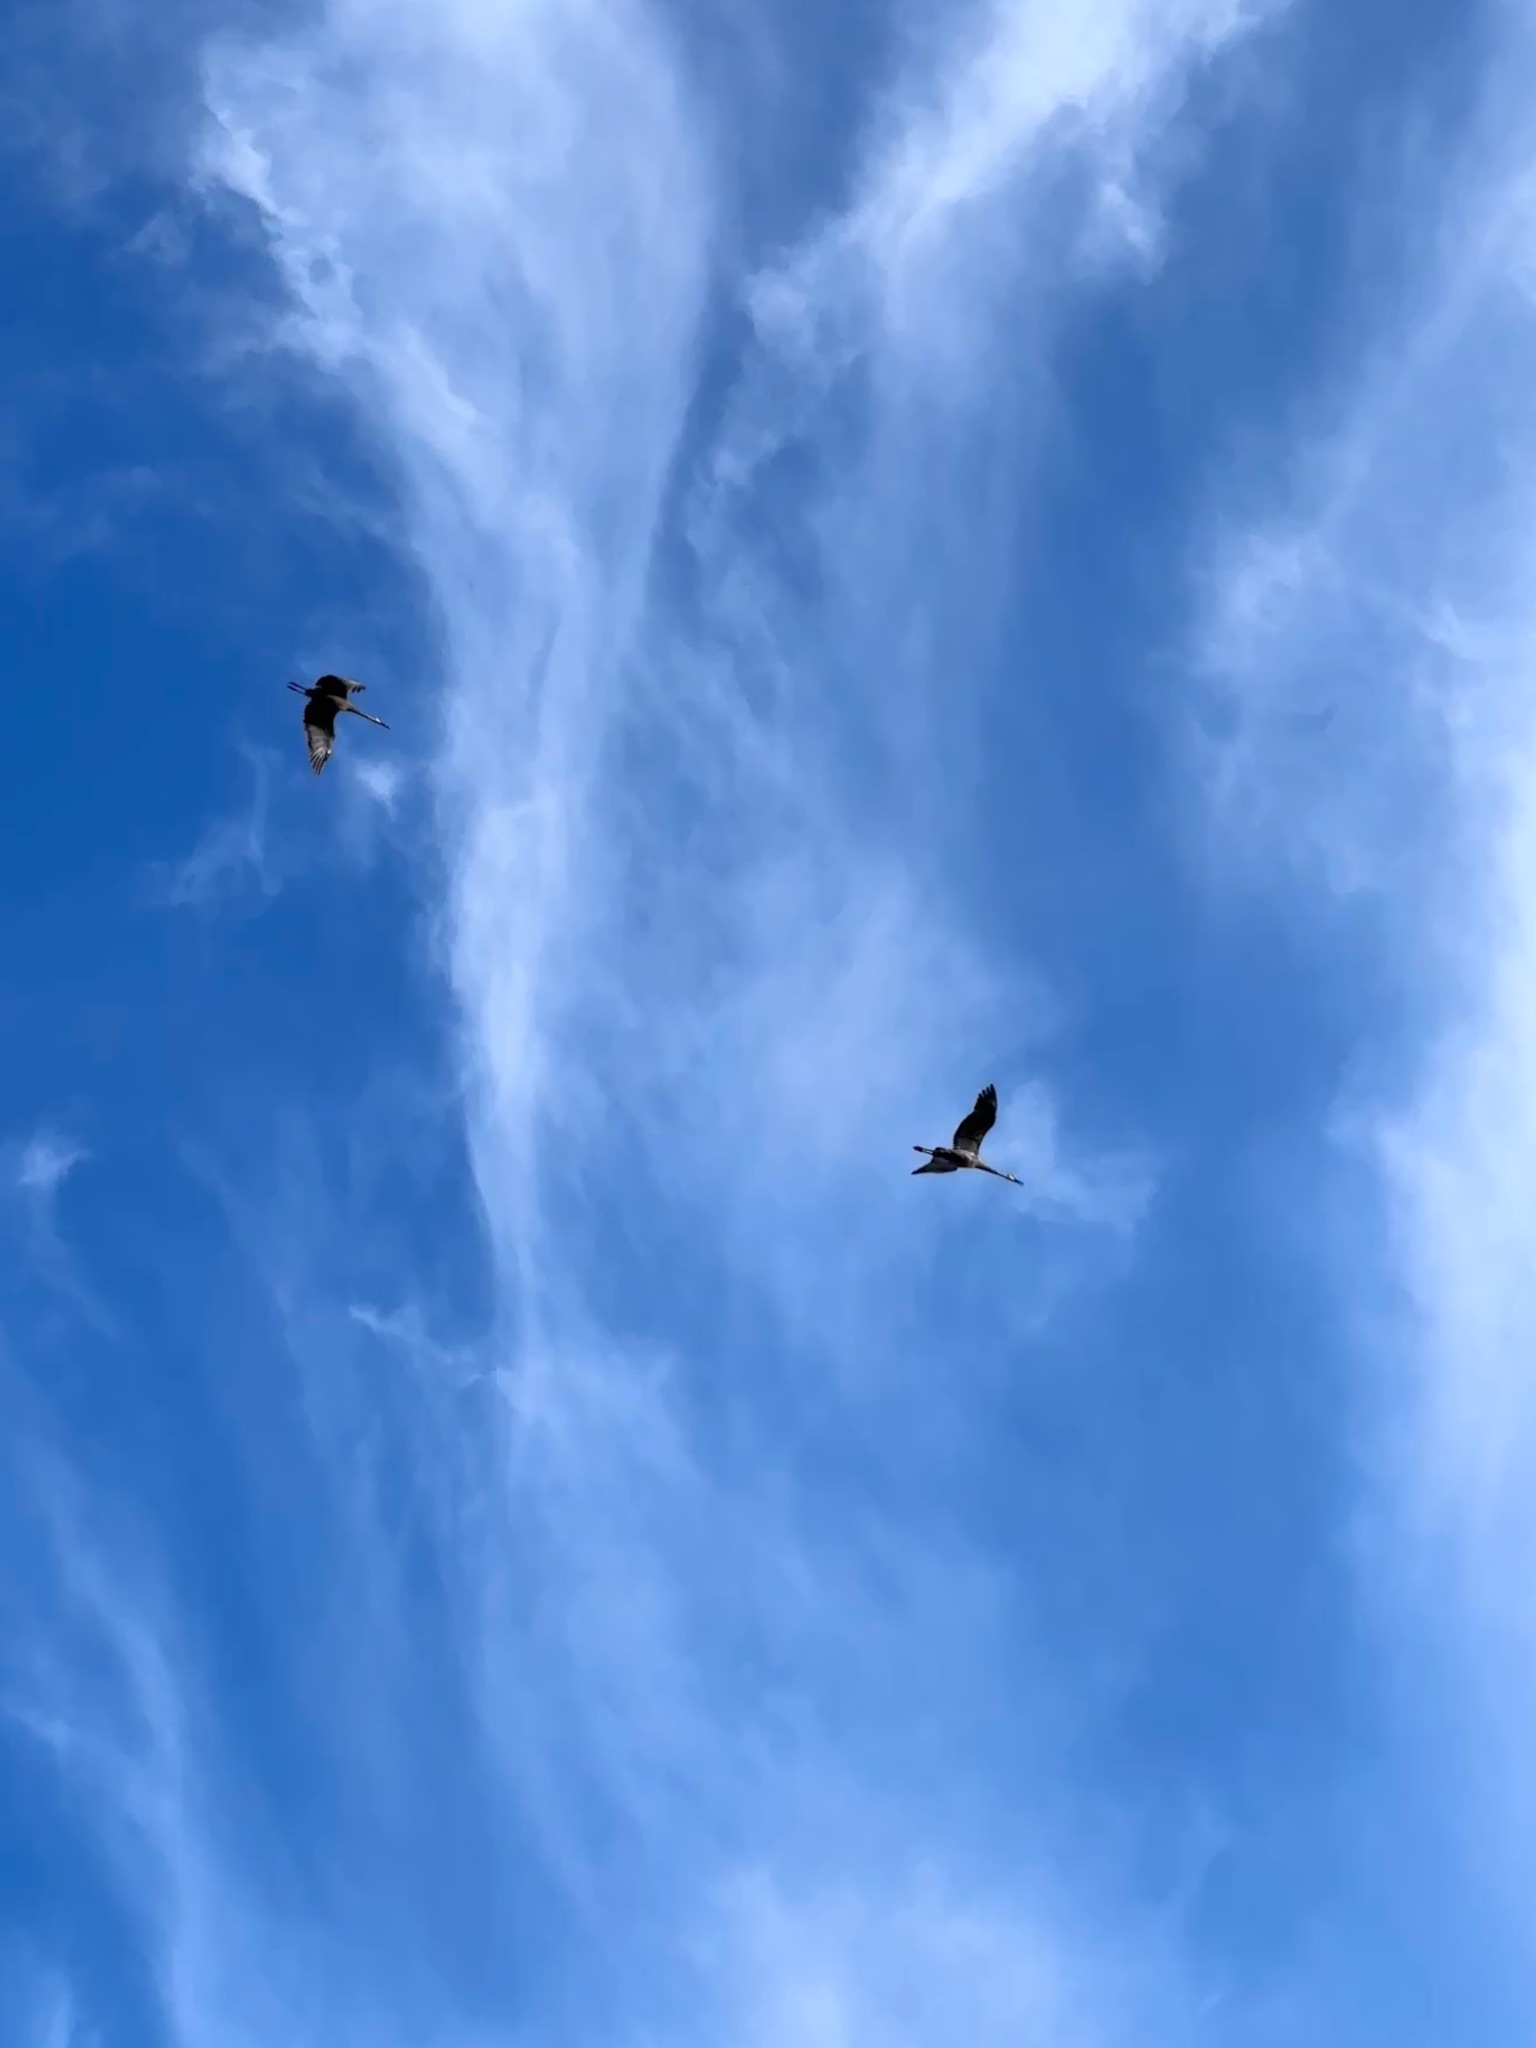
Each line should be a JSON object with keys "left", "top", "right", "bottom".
{"left": 1, "top": 1409, "right": 366, "bottom": 2048}
{"left": 145, "top": 743, "right": 277, "bottom": 913}
{"left": 146, "top": 721, "right": 405, "bottom": 916}
{"left": 14, "top": 1130, "right": 88, "bottom": 1198}
{"left": 169, "top": 0, "right": 1299, "bottom": 2039}
{"left": 2, "top": 1128, "right": 113, "bottom": 1337}
{"left": 7, "top": 1969, "right": 85, "bottom": 2048}
{"left": 5, "top": 0, "right": 1313, "bottom": 2043}
{"left": 1187, "top": 15, "right": 1536, "bottom": 2019}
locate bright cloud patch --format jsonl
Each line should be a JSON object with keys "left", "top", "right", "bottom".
{"left": 15, "top": 1133, "right": 87, "bottom": 1197}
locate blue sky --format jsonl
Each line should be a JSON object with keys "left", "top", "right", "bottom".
{"left": 6, "top": 0, "right": 1536, "bottom": 2039}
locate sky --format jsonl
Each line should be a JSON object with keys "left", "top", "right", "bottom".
{"left": 6, "top": 0, "right": 1536, "bottom": 2039}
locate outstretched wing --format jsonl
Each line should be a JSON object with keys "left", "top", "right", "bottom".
{"left": 313, "top": 672, "right": 360, "bottom": 700}
{"left": 304, "top": 698, "right": 338, "bottom": 774}
{"left": 951, "top": 1083, "right": 998, "bottom": 1157}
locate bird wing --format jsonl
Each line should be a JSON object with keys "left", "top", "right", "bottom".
{"left": 951, "top": 1083, "right": 998, "bottom": 1156}
{"left": 304, "top": 699, "right": 338, "bottom": 773}
{"left": 313, "top": 673, "right": 359, "bottom": 700}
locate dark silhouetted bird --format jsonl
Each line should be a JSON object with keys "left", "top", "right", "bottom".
{"left": 287, "top": 675, "right": 389, "bottom": 775}
{"left": 912, "top": 1083, "right": 1022, "bottom": 1184}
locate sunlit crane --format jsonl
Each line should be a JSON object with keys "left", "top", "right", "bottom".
{"left": 287, "top": 675, "right": 389, "bottom": 775}
{"left": 912, "top": 1083, "right": 1022, "bottom": 1184}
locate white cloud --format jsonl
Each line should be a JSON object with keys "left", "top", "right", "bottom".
{"left": 188, "top": 0, "right": 1259, "bottom": 1303}
{"left": 2, "top": 1431, "right": 263, "bottom": 2048}
{"left": 349, "top": 756, "right": 405, "bottom": 815}
{"left": 155, "top": 0, "right": 1299, "bottom": 2038}
{"left": 755, "top": 0, "right": 1273, "bottom": 353}
{"left": 15, "top": 1132, "right": 87, "bottom": 1198}
{"left": 10, "top": 1967, "right": 88, "bottom": 2048}
{"left": 5, "top": 1127, "right": 113, "bottom": 1331}
{"left": 148, "top": 745, "right": 277, "bottom": 913}
{"left": 1185, "top": 24, "right": 1536, "bottom": 2002}
{"left": 705, "top": 1867, "right": 1138, "bottom": 2048}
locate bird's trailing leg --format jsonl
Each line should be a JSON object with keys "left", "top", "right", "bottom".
{"left": 343, "top": 707, "right": 390, "bottom": 728}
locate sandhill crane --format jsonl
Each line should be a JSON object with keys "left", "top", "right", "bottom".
{"left": 287, "top": 675, "right": 389, "bottom": 775}
{"left": 913, "top": 1083, "right": 1022, "bottom": 1185}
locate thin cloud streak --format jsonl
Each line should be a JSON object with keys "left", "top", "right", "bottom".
{"left": 2, "top": 1427, "right": 280, "bottom": 2048}
{"left": 4, "top": 1130, "right": 115, "bottom": 1336}
{"left": 146, "top": 744, "right": 278, "bottom": 913}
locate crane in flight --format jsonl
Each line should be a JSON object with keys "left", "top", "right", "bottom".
{"left": 288, "top": 675, "right": 389, "bottom": 775}
{"left": 912, "top": 1083, "right": 1022, "bottom": 1185}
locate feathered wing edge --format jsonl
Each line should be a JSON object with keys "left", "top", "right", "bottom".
{"left": 950, "top": 1083, "right": 998, "bottom": 1156}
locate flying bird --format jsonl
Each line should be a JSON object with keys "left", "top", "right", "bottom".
{"left": 287, "top": 674, "right": 389, "bottom": 775}
{"left": 912, "top": 1083, "right": 1022, "bottom": 1185}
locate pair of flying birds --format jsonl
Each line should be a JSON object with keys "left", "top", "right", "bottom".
{"left": 286, "top": 674, "right": 1018, "bottom": 1190}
